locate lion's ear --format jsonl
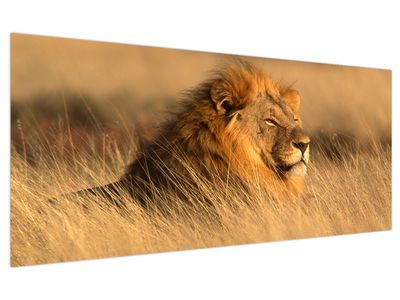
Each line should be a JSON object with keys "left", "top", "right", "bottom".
{"left": 210, "top": 80, "right": 235, "bottom": 116}
{"left": 283, "top": 89, "right": 301, "bottom": 113}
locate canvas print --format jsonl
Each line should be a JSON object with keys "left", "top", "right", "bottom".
{"left": 10, "top": 34, "right": 391, "bottom": 266}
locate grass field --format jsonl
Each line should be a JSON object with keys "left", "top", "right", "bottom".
{"left": 10, "top": 123, "right": 391, "bottom": 266}
{"left": 10, "top": 34, "right": 392, "bottom": 266}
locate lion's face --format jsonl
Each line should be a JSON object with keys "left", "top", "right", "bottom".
{"left": 239, "top": 91, "right": 310, "bottom": 178}
{"left": 210, "top": 64, "right": 310, "bottom": 179}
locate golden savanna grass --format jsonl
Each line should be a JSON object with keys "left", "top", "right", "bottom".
{"left": 11, "top": 124, "right": 391, "bottom": 266}
{"left": 10, "top": 34, "right": 392, "bottom": 266}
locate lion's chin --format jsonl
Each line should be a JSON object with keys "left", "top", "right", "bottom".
{"left": 278, "top": 160, "right": 307, "bottom": 177}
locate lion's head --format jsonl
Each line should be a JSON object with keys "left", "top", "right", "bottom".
{"left": 126, "top": 61, "right": 310, "bottom": 200}
{"left": 209, "top": 63, "right": 310, "bottom": 181}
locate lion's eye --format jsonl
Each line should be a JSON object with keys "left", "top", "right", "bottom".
{"left": 294, "top": 118, "right": 299, "bottom": 123}
{"left": 264, "top": 118, "right": 278, "bottom": 127}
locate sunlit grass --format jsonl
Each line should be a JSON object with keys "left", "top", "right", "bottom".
{"left": 10, "top": 127, "right": 391, "bottom": 266}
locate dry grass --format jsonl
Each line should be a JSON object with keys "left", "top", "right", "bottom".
{"left": 10, "top": 34, "right": 392, "bottom": 267}
{"left": 10, "top": 128, "right": 391, "bottom": 266}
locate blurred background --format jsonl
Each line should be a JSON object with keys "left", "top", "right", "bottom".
{"left": 11, "top": 33, "right": 391, "bottom": 159}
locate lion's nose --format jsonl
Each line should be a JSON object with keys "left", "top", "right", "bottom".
{"left": 293, "top": 137, "right": 310, "bottom": 154}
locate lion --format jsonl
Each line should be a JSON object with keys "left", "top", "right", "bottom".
{"left": 73, "top": 60, "right": 310, "bottom": 211}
